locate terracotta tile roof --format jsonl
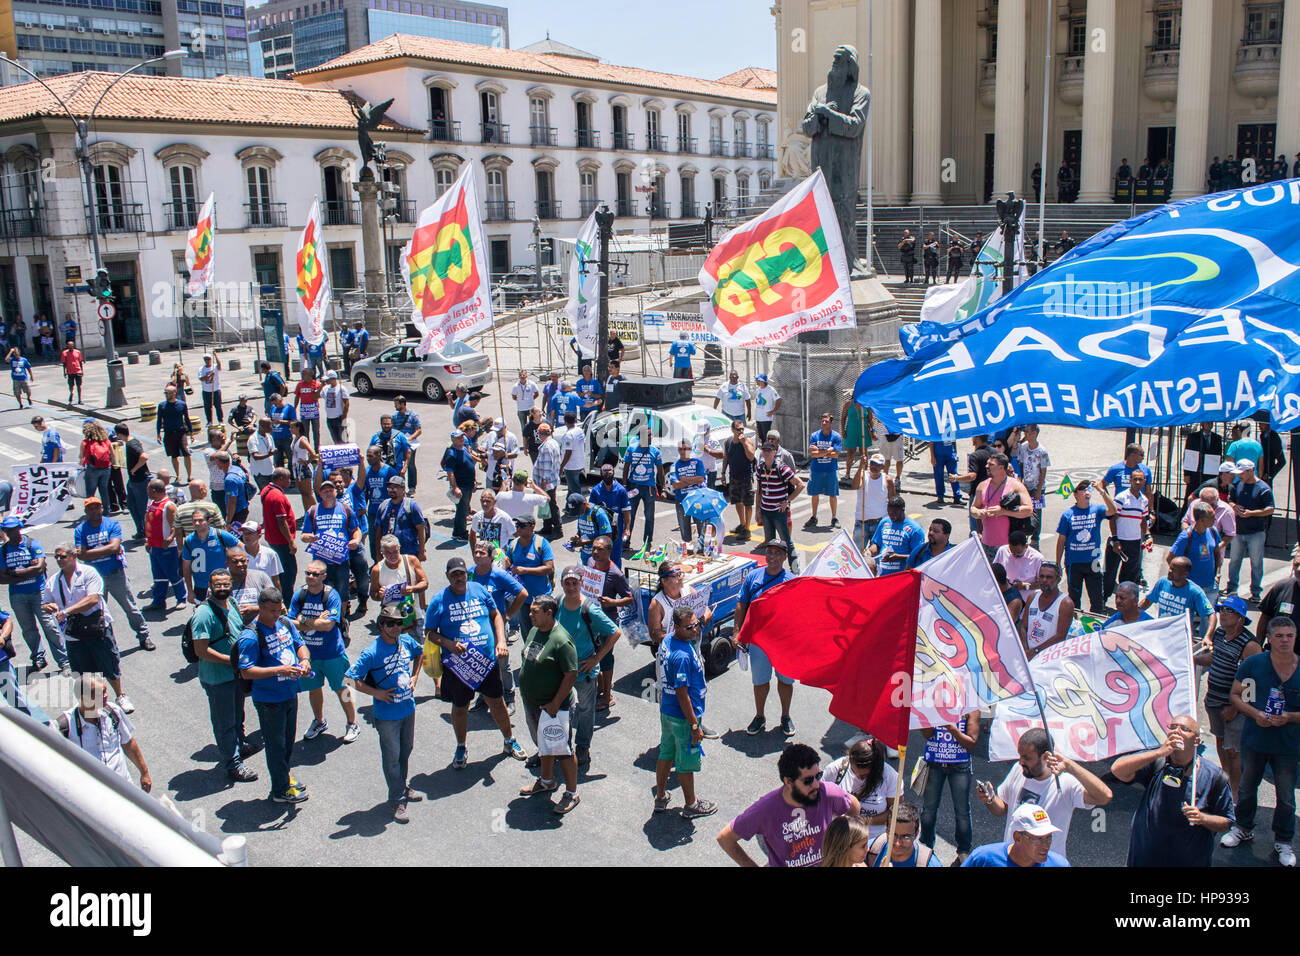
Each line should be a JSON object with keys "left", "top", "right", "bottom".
{"left": 0, "top": 71, "right": 420, "bottom": 132}
{"left": 293, "top": 34, "right": 778, "bottom": 107}
{"left": 715, "top": 67, "right": 778, "bottom": 91}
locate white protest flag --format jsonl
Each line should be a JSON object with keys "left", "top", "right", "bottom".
{"left": 10, "top": 463, "right": 83, "bottom": 530}
{"left": 802, "top": 528, "right": 873, "bottom": 578}
{"left": 294, "top": 198, "right": 332, "bottom": 347}
{"left": 565, "top": 211, "right": 601, "bottom": 359}
{"left": 908, "top": 536, "right": 1035, "bottom": 729}
{"left": 989, "top": 614, "right": 1197, "bottom": 762}
{"left": 400, "top": 162, "right": 495, "bottom": 356}
{"left": 184, "top": 193, "right": 216, "bottom": 296}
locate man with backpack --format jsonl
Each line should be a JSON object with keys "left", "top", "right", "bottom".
{"left": 300, "top": 478, "right": 363, "bottom": 620}
{"left": 441, "top": 429, "right": 477, "bottom": 543}
{"left": 556, "top": 565, "right": 620, "bottom": 769}
{"left": 360, "top": 445, "right": 398, "bottom": 563}
{"left": 369, "top": 414, "right": 411, "bottom": 474}
{"left": 569, "top": 494, "right": 612, "bottom": 564}
{"left": 57, "top": 674, "right": 151, "bottom": 792}
{"left": 468, "top": 540, "right": 527, "bottom": 713}
{"left": 375, "top": 475, "right": 427, "bottom": 560}
{"left": 181, "top": 510, "right": 239, "bottom": 603}
{"left": 75, "top": 497, "right": 153, "bottom": 651}
{"left": 260, "top": 360, "right": 287, "bottom": 417}
{"left": 292, "top": 559, "right": 359, "bottom": 745}
{"left": 237, "top": 586, "right": 312, "bottom": 804}
{"left": 189, "top": 568, "right": 258, "bottom": 782}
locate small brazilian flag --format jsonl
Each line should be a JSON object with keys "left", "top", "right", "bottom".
{"left": 1057, "top": 474, "right": 1075, "bottom": 498}
{"left": 629, "top": 543, "right": 647, "bottom": 561}
{"left": 1078, "top": 613, "right": 1106, "bottom": 633}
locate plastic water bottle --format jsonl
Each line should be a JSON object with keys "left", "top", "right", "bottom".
{"left": 1265, "top": 687, "right": 1286, "bottom": 717}
{"left": 703, "top": 527, "right": 716, "bottom": 559}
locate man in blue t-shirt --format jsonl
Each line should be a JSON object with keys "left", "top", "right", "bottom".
{"left": 375, "top": 476, "right": 426, "bottom": 558}
{"left": 963, "top": 804, "right": 1071, "bottom": 867}
{"left": 301, "top": 478, "right": 362, "bottom": 607}
{"left": 469, "top": 540, "right": 527, "bottom": 708}
{"left": 391, "top": 396, "right": 423, "bottom": 491}
{"left": 0, "top": 519, "right": 67, "bottom": 671}
{"left": 654, "top": 603, "right": 713, "bottom": 818}
{"left": 361, "top": 445, "right": 398, "bottom": 562}
{"left": 74, "top": 497, "right": 152, "bottom": 650}
{"left": 668, "top": 333, "right": 696, "bottom": 379}
{"left": 1226, "top": 460, "right": 1274, "bottom": 602}
{"left": 622, "top": 428, "right": 665, "bottom": 548}
{"left": 369, "top": 414, "right": 411, "bottom": 473}
{"left": 734, "top": 540, "right": 797, "bottom": 736}
{"left": 547, "top": 383, "right": 583, "bottom": 426}
{"left": 1054, "top": 480, "right": 1116, "bottom": 613}
{"left": 588, "top": 465, "right": 631, "bottom": 566}
{"left": 8, "top": 349, "right": 33, "bottom": 409}
{"left": 260, "top": 361, "right": 286, "bottom": 416}
{"left": 805, "top": 412, "right": 842, "bottom": 529}
{"left": 1102, "top": 581, "right": 1153, "bottom": 628}
{"left": 32, "top": 416, "right": 63, "bottom": 463}
{"left": 1223, "top": 617, "right": 1300, "bottom": 864}
{"left": 346, "top": 604, "right": 424, "bottom": 821}
{"left": 268, "top": 393, "right": 297, "bottom": 468}
{"left": 1102, "top": 443, "right": 1153, "bottom": 497}
{"left": 575, "top": 365, "right": 604, "bottom": 414}
{"left": 1168, "top": 502, "right": 1221, "bottom": 603}
{"left": 291, "top": 559, "right": 358, "bottom": 746}
{"left": 869, "top": 496, "right": 924, "bottom": 575}
{"left": 236, "top": 591, "right": 311, "bottom": 803}
{"left": 568, "top": 495, "right": 613, "bottom": 564}
{"left": 157, "top": 383, "right": 195, "bottom": 481}
{"left": 424, "top": 557, "right": 524, "bottom": 769}
{"left": 223, "top": 459, "right": 251, "bottom": 525}
{"left": 440, "top": 430, "right": 477, "bottom": 541}
{"left": 667, "top": 440, "right": 707, "bottom": 542}
{"left": 1140, "top": 556, "right": 1217, "bottom": 638}
{"left": 504, "top": 517, "right": 554, "bottom": 607}
{"left": 181, "top": 510, "right": 240, "bottom": 601}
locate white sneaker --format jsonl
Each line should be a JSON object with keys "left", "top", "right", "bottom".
{"left": 304, "top": 718, "right": 327, "bottom": 740}
{"left": 1276, "top": 843, "right": 1296, "bottom": 867}
{"left": 116, "top": 694, "right": 135, "bottom": 715}
{"left": 1220, "top": 825, "right": 1253, "bottom": 847}
{"left": 342, "top": 722, "right": 360, "bottom": 743}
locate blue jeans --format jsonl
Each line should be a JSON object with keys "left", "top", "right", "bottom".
{"left": 126, "top": 481, "right": 149, "bottom": 536}
{"left": 253, "top": 696, "right": 299, "bottom": 795}
{"left": 0, "top": 479, "right": 12, "bottom": 511}
{"left": 920, "top": 761, "right": 973, "bottom": 853}
{"left": 760, "top": 509, "right": 796, "bottom": 566}
{"left": 376, "top": 713, "right": 416, "bottom": 804}
{"left": 1227, "top": 530, "right": 1266, "bottom": 598}
{"left": 321, "top": 558, "right": 350, "bottom": 605}
{"left": 1236, "top": 746, "right": 1298, "bottom": 842}
{"left": 148, "top": 546, "right": 188, "bottom": 605}
{"left": 349, "top": 548, "right": 370, "bottom": 604}
{"left": 627, "top": 484, "right": 657, "bottom": 544}
{"left": 84, "top": 465, "right": 111, "bottom": 506}
{"left": 202, "top": 679, "right": 248, "bottom": 774}
{"left": 9, "top": 588, "right": 67, "bottom": 669}
{"left": 565, "top": 469, "right": 583, "bottom": 501}
{"left": 932, "top": 448, "right": 962, "bottom": 501}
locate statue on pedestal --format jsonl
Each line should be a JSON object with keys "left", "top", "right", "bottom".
{"left": 350, "top": 97, "right": 394, "bottom": 172}
{"left": 801, "top": 45, "right": 870, "bottom": 276}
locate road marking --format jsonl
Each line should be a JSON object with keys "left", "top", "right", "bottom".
{"left": 5, "top": 426, "right": 39, "bottom": 444}
{"left": 0, "top": 441, "right": 32, "bottom": 464}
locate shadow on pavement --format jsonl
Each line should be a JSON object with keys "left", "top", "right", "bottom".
{"left": 215, "top": 797, "right": 303, "bottom": 833}
{"left": 719, "top": 727, "right": 787, "bottom": 758}
{"left": 168, "top": 765, "right": 236, "bottom": 801}
{"left": 504, "top": 793, "right": 565, "bottom": 831}
{"left": 330, "top": 802, "right": 397, "bottom": 840}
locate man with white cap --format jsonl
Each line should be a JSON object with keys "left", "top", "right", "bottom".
{"left": 962, "top": 803, "right": 1071, "bottom": 867}
{"left": 1225, "top": 458, "right": 1273, "bottom": 603}
{"left": 441, "top": 429, "right": 477, "bottom": 542}
{"left": 850, "top": 453, "right": 893, "bottom": 552}
{"left": 321, "top": 371, "right": 350, "bottom": 445}
{"left": 238, "top": 520, "right": 283, "bottom": 592}
{"left": 753, "top": 373, "right": 781, "bottom": 443}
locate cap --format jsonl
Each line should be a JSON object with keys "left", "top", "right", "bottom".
{"left": 560, "top": 566, "right": 584, "bottom": 582}
{"left": 0, "top": 516, "right": 23, "bottom": 529}
{"left": 1217, "top": 594, "right": 1250, "bottom": 617}
{"left": 445, "top": 557, "right": 467, "bottom": 574}
{"left": 325, "top": 370, "right": 338, "bottom": 380}
{"left": 1217, "top": 461, "right": 1239, "bottom": 474}
{"left": 515, "top": 513, "right": 537, "bottom": 525}
{"left": 755, "top": 373, "right": 768, "bottom": 383}
{"left": 492, "top": 441, "right": 505, "bottom": 451}
{"left": 450, "top": 429, "right": 464, "bottom": 439}
{"left": 388, "top": 475, "right": 406, "bottom": 487}
{"left": 513, "top": 470, "right": 529, "bottom": 482}
{"left": 869, "top": 453, "right": 886, "bottom": 465}
{"left": 376, "top": 603, "right": 406, "bottom": 624}
{"left": 83, "top": 496, "right": 102, "bottom": 508}
{"left": 568, "top": 493, "right": 587, "bottom": 506}
{"left": 658, "top": 563, "right": 682, "bottom": 578}
{"left": 240, "top": 520, "right": 261, "bottom": 534}
{"left": 238, "top": 393, "right": 248, "bottom": 401}
{"left": 1236, "top": 458, "right": 1256, "bottom": 470}
{"left": 762, "top": 538, "right": 791, "bottom": 552}
{"left": 1008, "top": 803, "right": 1061, "bottom": 837}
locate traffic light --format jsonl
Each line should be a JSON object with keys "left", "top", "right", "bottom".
{"left": 87, "top": 267, "right": 113, "bottom": 303}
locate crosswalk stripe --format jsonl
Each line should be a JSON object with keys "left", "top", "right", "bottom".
{"left": 0, "top": 441, "right": 32, "bottom": 464}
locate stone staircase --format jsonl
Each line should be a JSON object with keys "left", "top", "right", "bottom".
{"left": 882, "top": 280, "right": 930, "bottom": 325}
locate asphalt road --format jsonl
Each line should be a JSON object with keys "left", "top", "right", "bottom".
{"left": 6, "top": 378, "right": 1292, "bottom": 868}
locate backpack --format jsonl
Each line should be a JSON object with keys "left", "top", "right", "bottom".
{"left": 381, "top": 496, "right": 429, "bottom": 543}
{"left": 375, "top": 432, "right": 398, "bottom": 467}
{"left": 86, "top": 439, "right": 111, "bottom": 469}
{"left": 230, "top": 616, "right": 292, "bottom": 693}
{"left": 181, "top": 598, "right": 237, "bottom": 665}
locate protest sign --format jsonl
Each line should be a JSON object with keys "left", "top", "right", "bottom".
{"left": 382, "top": 581, "right": 405, "bottom": 605}
{"left": 319, "top": 444, "right": 361, "bottom": 470}
{"left": 11, "top": 464, "right": 82, "bottom": 530}
{"left": 442, "top": 642, "right": 496, "bottom": 691}
{"left": 580, "top": 565, "right": 606, "bottom": 602}
{"left": 307, "top": 531, "right": 349, "bottom": 564}
{"left": 803, "top": 529, "right": 874, "bottom": 578}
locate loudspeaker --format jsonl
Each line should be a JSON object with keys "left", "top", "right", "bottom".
{"left": 616, "top": 376, "right": 693, "bottom": 408}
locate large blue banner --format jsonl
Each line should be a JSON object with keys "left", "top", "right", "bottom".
{"left": 856, "top": 183, "right": 1300, "bottom": 440}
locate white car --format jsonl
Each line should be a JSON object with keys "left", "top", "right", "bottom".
{"left": 555, "top": 403, "right": 748, "bottom": 477}
{"left": 350, "top": 339, "right": 492, "bottom": 401}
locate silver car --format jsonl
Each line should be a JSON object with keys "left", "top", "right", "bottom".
{"left": 350, "top": 339, "right": 492, "bottom": 401}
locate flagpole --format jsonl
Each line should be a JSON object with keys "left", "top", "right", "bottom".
{"left": 1036, "top": 0, "right": 1051, "bottom": 268}
{"left": 881, "top": 743, "right": 907, "bottom": 866}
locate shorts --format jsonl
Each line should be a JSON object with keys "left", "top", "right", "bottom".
{"left": 726, "top": 476, "right": 754, "bottom": 506}
{"left": 11, "top": 380, "right": 30, "bottom": 399}
{"left": 672, "top": 367, "right": 692, "bottom": 379}
{"left": 878, "top": 436, "right": 904, "bottom": 461}
{"left": 299, "top": 653, "right": 348, "bottom": 692}
{"left": 844, "top": 405, "right": 868, "bottom": 450}
{"left": 524, "top": 700, "right": 574, "bottom": 754}
{"left": 658, "top": 713, "right": 702, "bottom": 773}
{"left": 66, "top": 373, "right": 83, "bottom": 387}
{"left": 748, "top": 643, "right": 793, "bottom": 686}
{"left": 1207, "top": 706, "right": 1245, "bottom": 752}
{"left": 808, "top": 470, "right": 839, "bottom": 497}
{"left": 439, "top": 655, "right": 505, "bottom": 708}
{"left": 163, "top": 429, "right": 188, "bottom": 458}
{"left": 294, "top": 461, "right": 313, "bottom": 482}
{"left": 66, "top": 627, "right": 122, "bottom": 681}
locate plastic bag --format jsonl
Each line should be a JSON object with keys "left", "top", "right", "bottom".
{"left": 422, "top": 638, "right": 442, "bottom": 679}
{"left": 537, "top": 499, "right": 552, "bottom": 520}
{"left": 537, "top": 709, "right": 572, "bottom": 756}
{"left": 341, "top": 417, "right": 355, "bottom": 444}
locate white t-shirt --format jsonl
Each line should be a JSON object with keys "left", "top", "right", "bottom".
{"left": 246, "top": 545, "right": 284, "bottom": 581}
{"left": 62, "top": 704, "right": 134, "bottom": 783}
{"left": 511, "top": 380, "right": 540, "bottom": 412}
{"left": 561, "top": 429, "right": 587, "bottom": 471}
{"left": 321, "top": 384, "right": 349, "bottom": 420}
{"left": 826, "top": 756, "right": 899, "bottom": 842}
{"left": 1017, "top": 444, "right": 1051, "bottom": 495}
{"left": 716, "top": 382, "right": 750, "bottom": 417}
{"left": 754, "top": 386, "right": 780, "bottom": 422}
{"left": 204, "top": 448, "right": 225, "bottom": 491}
{"left": 1113, "top": 488, "right": 1149, "bottom": 541}
{"left": 246, "top": 431, "right": 275, "bottom": 478}
{"left": 996, "top": 763, "right": 1092, "bottom": 854}
{"left": 471, "top": 509, "right": 516, "bottom": 549}
{"left": 694, "top": 434, "right": 724, "bottom": 474}
{"left": 496, "top": 489, "right": 548, "bottom": 522}
{"left": 199, "top": 363, "right": 220, "bottom": 394}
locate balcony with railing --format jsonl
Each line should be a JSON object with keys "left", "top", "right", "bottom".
{"left": 576, "top": 128, "right": 600, "bottom": 149}
{"left": 754, "top": 142, "right": 773, "bottom": 159}
{"left": 536, "top": 199, "right": 562, "bottom": 219}
{"left": 678, "top": 200, "right": 698, "bottom": 218}
{"left": 391, "top": 198, "right": 417, "bottom": 223}
{"left": 1234, "top": 42, "right": 1280, "bottom": 97}
{"left": 323, "top": 199, "right": 360, "bottom": 226}
{"left": 480, "top": 122, "right": 510, "bottom": 144}
{"left": 245, "top": 202, "right": 287, "bottom": 229}
{"left": 647, "top": 200, "right": 669, "bottom": 219}
{"left": 1058, "top": 54, "right": 1085, "bottom": 105}
{"left": 0, "top": 209, "right": 43, "bottom": 238}
{"left": 484, "top": 199, "right": 514, "bottom": 221}
{"left": 530, "top": 125, "right": 558, "bottom": 146}
{"left": 646, "top": 133, "right": 667, "bottom": 152}
{"left": 579, "top": 197, "right": 602, "bottom": 217}
{"left": 87, "top": 202, "right": 146, "bottom": 233}
{"left": 612, "top": 130, "right": 635, "bottom": 150}
{"left": 709, "top": 138, "right": 729, "bottom": 157}
{"left": 428, "top": 119, "right": 461, "bottom": 142}
{"left": 615, "top": 198, "right": 637, "bottom": 217}
{"left": 678, "top": 136, "right": 697, "bottom": 154}
{"left": 1143, "top": 49, "right": 1180, "bottom": 102}
{"left": 162, "top": 201, "right": 198, "bottom": 231}
{"left": 733, "top": 140, "right": 750, "bottom": 158}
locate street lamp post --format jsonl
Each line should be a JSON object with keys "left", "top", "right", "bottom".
{"left": 0, "top": 50, "right": 184, "bottom": 408}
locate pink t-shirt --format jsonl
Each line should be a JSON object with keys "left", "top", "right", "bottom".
{"left": 980, "top": 476, "right": 1013, "bottom": 547}
{"left": 1181, "top": 500, "right": 1236, "bottom": 551}
{"left": 993, "top": 544, "right": 1045, "bottom": 587}
{"left": 729, "top": 781, "right": 854, "bottom": 867}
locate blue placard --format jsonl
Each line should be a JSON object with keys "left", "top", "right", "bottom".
{"left": 308, "top": 531, "right": 349, "bottom": 564}
{"left": 320, "top": 443, "right": 361, "bottom": 470}
{"left": 442, "top": 642, "right": 496, "bottom": 691}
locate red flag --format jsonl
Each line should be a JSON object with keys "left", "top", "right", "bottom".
{"left": 737, "top": 573, "right": 920, "bottom": 747}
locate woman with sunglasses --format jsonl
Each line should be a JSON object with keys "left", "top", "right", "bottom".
{"left": 824, "top": 736, "right": 897, "bottom": 843}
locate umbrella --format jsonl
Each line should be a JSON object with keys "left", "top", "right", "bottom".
{"left": 680, "top": 487, "right": 728, "bottom": 522}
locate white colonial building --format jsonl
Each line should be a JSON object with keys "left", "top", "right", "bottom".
{"left": 0, "top": 33, "right": 776, "bottom": 354}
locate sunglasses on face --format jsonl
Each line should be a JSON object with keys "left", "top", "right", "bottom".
{"left": 798, "top": 771, "right": 823, "bottom": 786}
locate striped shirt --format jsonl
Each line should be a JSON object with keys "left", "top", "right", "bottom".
{"left": 1112, "top": 488, "right": 1149, "bottom": 540}
{"left": 1204, "top": 627, "right": 1256, "bottom": 709}
{"left": 755, "top": 459, "right": 795, "bottom": 513}
{"left": 534, "top": 437, "right": 561, "bottom": 488}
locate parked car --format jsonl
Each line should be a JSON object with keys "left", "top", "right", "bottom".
{"left": 350, "top": 339, "right": 492, "bottom": 401}
{"left": 555, "top": 402, "right": 747, "bottom": 478}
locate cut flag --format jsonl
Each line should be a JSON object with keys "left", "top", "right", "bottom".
{"left": 184, "top": 193, "right": 216, "bottom": 296}
{"left": 698, "top": 168, "right": 855, "bottom": 349}
{"left": 294, "top": 199, "right": 331, "bottom": 347}
{"left": 802, "top": 528, "right": 874, "bottom": 578}
{"left": 736, "top": 572, "right": 920, "bottom": 747}
{"left": 565, "top": 211, "right": 601, "bottom": 359}
{"left": 400, "top": 162, "right": 494, "bottom": 356}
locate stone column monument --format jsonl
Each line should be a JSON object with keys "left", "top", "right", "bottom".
{"left": 353, "top": 168, "right": 386, "bottom": 336}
